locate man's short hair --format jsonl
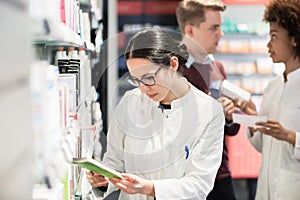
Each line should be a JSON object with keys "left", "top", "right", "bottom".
{"left": 176, "top": 0, "right": 226, "bottom": 33}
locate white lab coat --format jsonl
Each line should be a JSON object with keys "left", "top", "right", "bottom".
{"left": 102, "top": 83, "right": 224, "bottom": 200}
{"left": 247, "top": 68, "right": 300, "bottom": 200}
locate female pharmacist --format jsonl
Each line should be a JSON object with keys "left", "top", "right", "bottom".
{"left": 238, "top": 0, "right": 300, "bottom": 199}
{"left": 86, "top": 28, "right": 225, "bottom": 200}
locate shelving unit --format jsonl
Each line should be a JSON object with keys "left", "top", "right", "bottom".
{"left": 28, "top": 0, "right": 105, "bottom": 199}
{"left": 116, "top": 0, "right": 181, "bottom": 103}
{"left": 215, "top": 33, "right": 274, "bottom": 98}
{"left": 117, "top": 0, "right": 180, "bottom": 30}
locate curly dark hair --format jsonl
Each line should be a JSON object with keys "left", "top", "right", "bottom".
{"left": 263, "top": 0, "right": 300, "bottom": 59}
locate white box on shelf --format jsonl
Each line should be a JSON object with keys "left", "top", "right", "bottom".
{"left": 58, "top": 83, "right": 69, "bottom": 129}
{"left": 58, "top": 74, "right": 77, "bottom": 114}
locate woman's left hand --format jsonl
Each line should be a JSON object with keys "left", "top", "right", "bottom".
{"left": 109, "top": 173, "right": 155, "bottom": 197}
{"left": 255, "top": 120, "right": 296, "bottom": 146}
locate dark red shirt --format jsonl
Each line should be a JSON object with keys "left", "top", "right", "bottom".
{"left": 179, "top": 60, "right": 240, "bottom": 179}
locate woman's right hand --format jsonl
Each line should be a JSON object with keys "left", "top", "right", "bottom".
{"left": 86, "top": 171, "right": 109, "bottom": 188}
{"left": 235, "top": 99, "right": 257, "bottom": 116}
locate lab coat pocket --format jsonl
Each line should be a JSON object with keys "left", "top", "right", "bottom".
{"left": 276, "top": 168, "right": 300, "bottom": 200}
{"left": 174, "top": 146, "right": 190, "bottom": 177}
{"left": 283, "top": 108, "right": 300, "bottom": 131}
{"left": 281, "top": 142, "right": 300, "bottom": 173}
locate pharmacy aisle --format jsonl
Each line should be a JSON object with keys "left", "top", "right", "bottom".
{"left": 1, "top": 0, "right": 108, "bottom": 199}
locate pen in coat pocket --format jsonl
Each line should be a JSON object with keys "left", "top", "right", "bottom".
{"left": 185, "top": 145, "right": 189, "bottom": 159}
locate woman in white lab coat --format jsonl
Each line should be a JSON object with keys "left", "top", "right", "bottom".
{"left": 86, "top": 28, "right": 225, "bottom": 200}
{"left": 238, "top": 1, "right": 300, "bottom": 199}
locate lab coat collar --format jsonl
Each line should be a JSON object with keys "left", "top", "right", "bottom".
{"left": 284, "top": 67, "right": 300, "bottom": 82}
{"left": 169, "top": 79, "right": 194, "bottom": 110}
{"left": 134, "top": 79, "right": 195, "bottom": 112}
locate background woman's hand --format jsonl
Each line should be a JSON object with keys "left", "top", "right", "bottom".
{"left": 255, "top": 120, "right": 296, "bottom": 146}
{"left": 235, "top": 99, "right": 257, "bottom": 116}
{"left": 86, "top": 171, "right": 109, "bottom": 188}
{"left": 109, "top": 173, "right": 155, "bottom": 197}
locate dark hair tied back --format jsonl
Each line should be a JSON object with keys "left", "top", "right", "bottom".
{"left": 125, "top": 28, "right": 189, "bottom": 68}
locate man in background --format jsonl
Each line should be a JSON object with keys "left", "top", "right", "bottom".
{"left": 176, "top": 0, "right": 240, "bottom": 199}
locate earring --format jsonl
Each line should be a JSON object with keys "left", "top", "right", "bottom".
{"left": 292, "top": 39, "right": 297, "bottom": 47}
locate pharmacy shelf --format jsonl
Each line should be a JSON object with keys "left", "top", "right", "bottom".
{"left": 226, "top": 73, "right": 274, "bottom": 79}
{"left": 221, "top": 33, "right": 268, "bottom": 40}
{"left": 212, "top": 34, "right": 277, "bottom": 108}
{"left": 32, "top": 19, "right": 83, "bottom": 47}
{"left": 29, "top": 0, "right": 105, "bottom": 199}
{"left": 80, "top": 0, "right": 91, "bottom": 11}
{"left": 215, "top": 53, "right": 269, "bottom": 62}
{"left": 31, "top": 22, "right": 100, "bottom": 200}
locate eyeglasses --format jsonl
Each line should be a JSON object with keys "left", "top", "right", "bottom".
{"left": 126, "top": 67, "right": 162, "bottom": 87}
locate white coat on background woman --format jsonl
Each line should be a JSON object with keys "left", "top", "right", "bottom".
{"left": 238, "top": 1, "right": 300, "bottom": 199}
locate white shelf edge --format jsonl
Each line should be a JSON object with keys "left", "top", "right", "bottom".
{"left": 32, "top": 18, "right": 83, "bottom": 46}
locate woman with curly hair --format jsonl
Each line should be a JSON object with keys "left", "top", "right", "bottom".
{"left": 237, "top": 0, "right": 300, "bottom": 199}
